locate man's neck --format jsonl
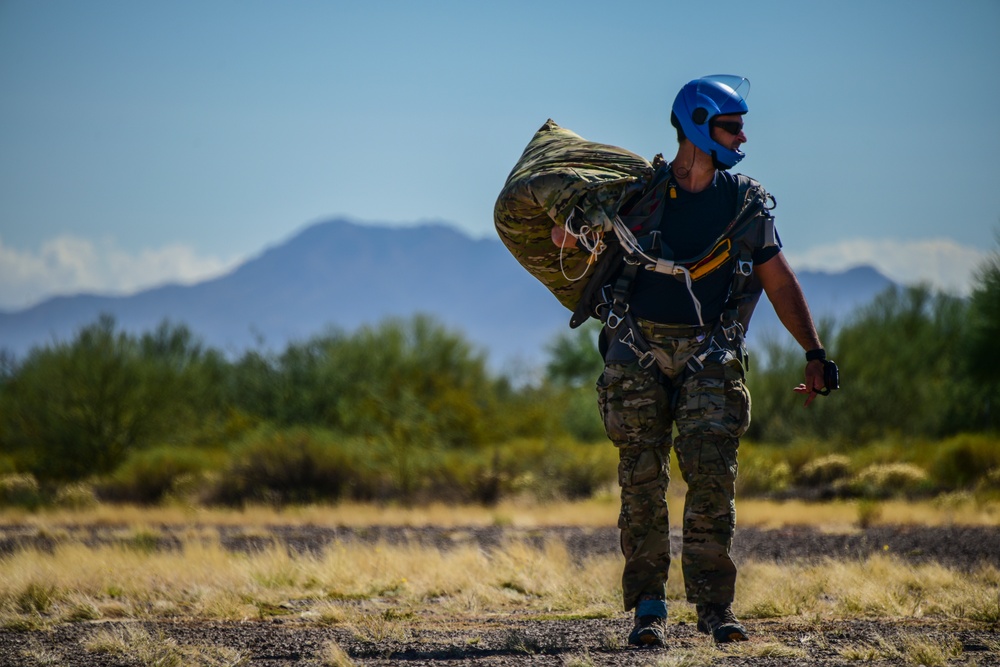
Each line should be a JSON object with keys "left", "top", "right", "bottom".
{"left": 671, "top": 142, "right": 717, "bottom": 193}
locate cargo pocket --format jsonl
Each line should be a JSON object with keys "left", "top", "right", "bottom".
{"left": 725, "top": 379, "right": 751, "bottom": 438}
{"left": 597, "top": 362, "right": 667, "bottom": 446}
{"left": 678, "top": 372, "right": 749, "bottom": 439}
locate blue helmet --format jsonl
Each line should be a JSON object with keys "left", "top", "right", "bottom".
{"left": 671, "top": 75, "right": 750, "bottom": 169}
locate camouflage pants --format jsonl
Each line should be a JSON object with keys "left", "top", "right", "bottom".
{"left": 596, "top": 321, "right": 751, "bottom": 612}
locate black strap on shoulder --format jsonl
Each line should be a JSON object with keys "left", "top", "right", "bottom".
{"left": 569, "top": 238, "right": 624, "bottom": 328}
{"left": 720, "top": 174, "right": 776, "bottom": 332}
{"left": 569, "top": 160, "right": 672, "bottom": 329}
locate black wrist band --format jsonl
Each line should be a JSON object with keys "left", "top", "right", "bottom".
{"left": 805, "top": 348, "right": 826, "bottom": 362}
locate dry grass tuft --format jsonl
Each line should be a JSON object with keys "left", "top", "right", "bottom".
{"left": 347, "top": 610, "right": 413, "bottom": 644}
{"left": 17, "top": 639, "right": 62, "bottom": 666}
{"left": 838, "top": 631, "right": 963, "bottom": 666}
{"left": 318, "top": 640, "right": 356, "bottom": 667}
{"left": 652, "top": 645, "right": 723, "bottom": 666}
{"left": 737, "top": 555, "right": 1000, "bottom": 624}
{"left": 898, "top": 633, "right": 963, "bottom": 666}
{"left": 83, "top": 623, "right": 249, "bottom": 666}
{"left": 739, "top": 641, "right": 809, "bottom": 659}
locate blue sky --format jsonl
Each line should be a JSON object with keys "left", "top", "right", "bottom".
{"left": 1, "top": 0, "right": 998, "bottom": 310}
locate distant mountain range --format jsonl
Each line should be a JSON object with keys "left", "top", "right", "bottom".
{"left": 0, "top": 219, "right": 895, "bottom": 370}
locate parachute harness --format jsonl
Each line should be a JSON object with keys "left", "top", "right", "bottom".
{"left": 608, "top": 212, "right": 704, "bottom": 326}
{"left": 574, "top": 168, "right": 779, "bottom": 383}
{"left": 562, "top": 204, "right": 704, "bottom": 326}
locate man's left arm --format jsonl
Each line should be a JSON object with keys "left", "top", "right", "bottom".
{"left": 755, "top": 252, "right": 828, "bottom": 406}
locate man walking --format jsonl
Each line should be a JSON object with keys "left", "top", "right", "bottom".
{"left": 553, "top": 75, "right": 835, "bottom": 647}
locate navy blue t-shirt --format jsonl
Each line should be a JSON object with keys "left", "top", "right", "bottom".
{"left": 628, "top": 170, "right": 781, "bottom": 324}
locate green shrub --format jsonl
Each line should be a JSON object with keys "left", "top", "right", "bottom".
{"left": 849, "top": 463, "right": 931, "bottom": 498}
{"left": 795, "top": 454, "right": 852, "bottom": 487}
{"left": 0, "top": 473, "right": 42, "bottom": 509}
{"left": 560, "top": 387, "right": 606, "bottom": 443}
{"left": 208, "top": 427, "right": 382, "bottom": 506}
{"left": 0, "top": 317, "right": 216, "bottom": 484}
{"left": 488, "top": 437, "right": 617, "bottom": 501}
{"left": 973, "top": 469, "right": 1000, "bottom": 504}
{"left": 547, "top": 439, "right": 617, "bottom": 499}
{"left": 53, "top": 483, "right": 99, "bottom": 510}
{"left": 736, "top": 458, "right": 791, "bottom": 496}
{"left": 98, "top": 445, "right": 216, "bottom": 504}
{"left": 932, "top": 434, "right": 1000, "bottom": 489}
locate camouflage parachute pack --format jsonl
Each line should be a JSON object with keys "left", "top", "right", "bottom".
{"left": 495, "top": 119, "right": 779, "bottom": 334}
{"left": 493, "top": 119, "right": 653, "bottom": 313}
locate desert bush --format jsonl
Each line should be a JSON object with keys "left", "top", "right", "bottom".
{"left": 760, "top": 439, "right": 838, "bottom": 477}
{"left": 0, "top": 473, "right": 41, "bottom": 509}
{"left": 746, "top": 283, "right": 993, "bottom": 444}
{"left": 545, "top": 439, "right": 617, "bottom": 500}
{"left": 832, "top": 286, "right": 972, "bottom": 441}
{"left": 849, "top": 463, "right": 931, "bottom": 498}
{"left": 0, "top": 317, "right": 218, "bottom": 484}
{"left": 544, "top": 322, "right": 606, "bottom": 442}
{"left": 545, "top": 320, "right": 604, "bottom": 389}
{"left": 736, "top": 458, "right": 791, "bottom": 496}
{"left": 745, "top": 335, "right": 838, "bottom": 443}
{"left": 208, "top": 427, "right": 384, "bottom": 505}
{"left": 97, "top": 445, "right": 218, "bottom": 504}
{"left": 423, "top": 437, "right": 617, "bottom": 504}
{"left": 558, "top": 386, "right": 606, "bottom": 443}
{"left": 965, "top": 245, "right": 1000, "bottom": 430}
{"left": 52, "top": 483, "right": 99, "bottom": 510}
{"left": 487, "top": 437, "right": 617, "bottom": 502}
{"left": 972, "top": 469, "right": 1000, "bottom": 505}
{"left": 244, "top": 316, "right": 502, "bottom": 449}
{"left": 198, "top": 425, "right": 618, "bottom": 507}
{"left": 932, "top": 433, "right": 1000, "bottom": 489}
{"left": 736, "top": 440, "right": 841, "bottom": 497}
{"left": 795, "top": 454, "right": 852, "bottom": 487}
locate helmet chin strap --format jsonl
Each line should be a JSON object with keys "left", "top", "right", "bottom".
{"left": 712, "top": 153, "right": 732, "bottom": 171}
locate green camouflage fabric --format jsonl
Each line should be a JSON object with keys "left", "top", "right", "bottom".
{"left": 596, "top": 325, "right": 751, "bottom": 612}
{"left": 494, "top": 119, "right": 653, "bottom": 311}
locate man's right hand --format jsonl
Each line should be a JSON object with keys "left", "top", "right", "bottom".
{"left": 792, "top": 359, "right": 827, "bottom": 407}
{"left": 551, "top": 225, "right": 578, "bottom": 248}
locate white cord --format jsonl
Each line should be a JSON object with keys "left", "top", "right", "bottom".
{"left": 678, "top": 266, "right": 704, "bottom": 326}
{"left": 610, "top": 214, "right": 704, "bottom": 326}
{"left": 558, "top": 207, "right": 706, "bottom": 326}
{"left": 558, "top": 209, "right": 606, "bottom": 283}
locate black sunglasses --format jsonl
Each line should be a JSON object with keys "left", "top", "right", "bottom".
{"left": 711, "top": 119, "right": 744, "bottom": 135}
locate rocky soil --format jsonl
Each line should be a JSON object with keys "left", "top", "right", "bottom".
{"left": 1, "top": 524, "right": 998, "bottom": 666}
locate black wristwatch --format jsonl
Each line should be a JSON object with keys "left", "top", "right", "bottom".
{"left": 805, "top": 348, "right": 826, "bottom": 362}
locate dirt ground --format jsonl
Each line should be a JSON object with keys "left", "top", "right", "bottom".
{"left": 1, "top": 524, "right": 999, "bottom": 666}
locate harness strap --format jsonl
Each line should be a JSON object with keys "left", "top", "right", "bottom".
{"left": 594, "top": 173, "right": 769, "bottom": 382}
{"left": 614, "top": 311, "right": 658, "bottom": 370}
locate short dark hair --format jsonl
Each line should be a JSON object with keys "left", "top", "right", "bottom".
{"left": 669, "top": 111, "right": 685, "bottom": 143}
